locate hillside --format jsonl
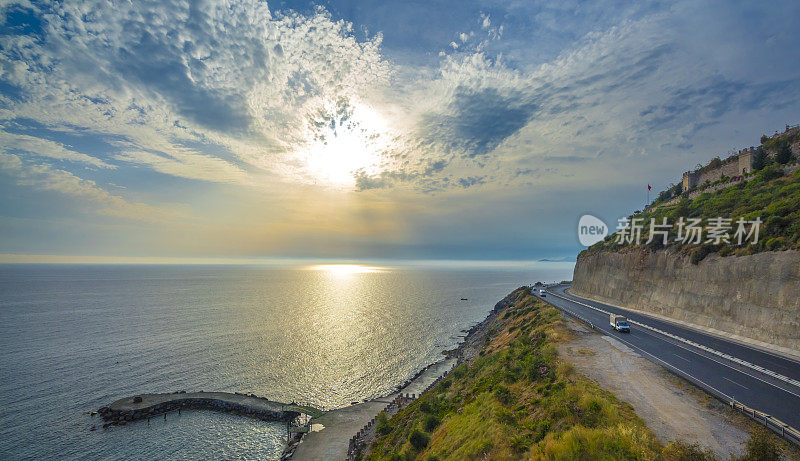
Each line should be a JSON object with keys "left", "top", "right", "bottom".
{"left": 357, "top": 288, "right": 782, "bottom": 460}
{"left": 582, "top": 165, "right": 800, "bottom": 264}
{"left": 583, "top": 123, "right": 800, "bottom": 264}
{"left": 572, "top": 125, "right": 800, "bottom": 352}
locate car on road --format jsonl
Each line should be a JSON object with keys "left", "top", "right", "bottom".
{"left": 539, "top": 289, "right": 546, "bottom": 297}
{"left": 610, "top": 314, "right": 630, "bottom": 332}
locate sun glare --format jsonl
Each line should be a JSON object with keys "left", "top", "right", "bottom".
{"left": 303, "top": 102, "right": 388, "bottom": 186}
{"left": 309, "top": 264, "right": 384, "bottom": 274}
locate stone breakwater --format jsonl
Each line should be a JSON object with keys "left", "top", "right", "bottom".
{"left": 98, "top": 391, "right": 301, "bottom": 428}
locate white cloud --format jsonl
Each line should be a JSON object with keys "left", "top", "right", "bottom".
{"left": 354, "top": 5, "right": 800, "bottom": 192}
{"left": 1, "top": 0, "right": 798, "bottom": 200}
{"left": 0, "top": 153, "right": 176, "bottom": 222}
{"left": 0, "top": 129, "right": 115, "bottom": 168}
{"left": 114, "top": 149, "right": 251, "bottom": 185}
{"left": 0, "top": 0, "right": 392, "bottom": 187}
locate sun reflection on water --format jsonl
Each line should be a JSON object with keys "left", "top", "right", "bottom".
{"left": 307, "top": 264, "right": 385, "bottom": 275}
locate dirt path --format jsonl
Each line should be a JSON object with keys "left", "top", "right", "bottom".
{"left": 559, "top": 319, "right": 748, "bottom": 459}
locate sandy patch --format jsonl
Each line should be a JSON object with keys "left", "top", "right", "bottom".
{"left": 559, "top": 319, "right": 748, "bottom": 459}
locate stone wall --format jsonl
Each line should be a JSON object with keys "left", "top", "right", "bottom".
{"left": 571, "top": 248, "right": 800, "bottom": 352}
{"left": 97, "top": 397, "right": 294, "bottom": 428}
{"left": 695, "top": 154, "right": 748, "bottom": 186}
{"left": 657, "top": 164, "right": 799, "bottom": 210}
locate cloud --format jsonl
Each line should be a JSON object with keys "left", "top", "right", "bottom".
{"left": 0, "top": 153, "right": 175, "bottom": 221}
{"left": 114, "top": 148, "right": 251, "bottom": 185}
{"left": 1, "top": 0, "right": 800, "bottom": 260}
{"left": 0, "top": 128, "right": 115, "bottom": 168}
{"left": 0, "top": 0, "right": 392, "bottom": 187}
{"left": 6, "top": 0, "right": 796, "bottom": 199}
{"left": 420, "top": 85, "right": 538, "bottom": 158}
{"left": 457, "top": 175, "right": 486, "bottom": 188}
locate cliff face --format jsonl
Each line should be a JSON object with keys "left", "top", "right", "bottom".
{"left": 571, "top": 248, "right": 800, "bottom": 351}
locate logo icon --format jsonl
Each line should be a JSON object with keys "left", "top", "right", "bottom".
{"left": 578, "top": 214, "right": 608, "bottom": 246}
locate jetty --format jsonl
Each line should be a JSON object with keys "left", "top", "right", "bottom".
{"left": 97, "top": 391, "right": 324, "bottom": 427}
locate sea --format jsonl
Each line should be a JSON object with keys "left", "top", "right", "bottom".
{"left": 0, "top": 262, "right": 574, "bottom": 460}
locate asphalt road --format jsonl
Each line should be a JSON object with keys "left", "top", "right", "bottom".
{"left": 540, "top": 285, "right": 800, "bottom": 430}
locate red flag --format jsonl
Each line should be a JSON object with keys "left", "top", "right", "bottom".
{"left": 648, "top": 184, "right": 651, "bottom": 191}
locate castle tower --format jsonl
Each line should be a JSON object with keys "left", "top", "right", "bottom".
{"left": 682, "top": 171, "right": 698, "bottom": 191}
{"left": 738, "top": 148, "right": 753, "bottom": 174}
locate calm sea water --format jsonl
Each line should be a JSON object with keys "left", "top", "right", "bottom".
{"left": 0, "top": 263, "right": 573, "bottom": 460}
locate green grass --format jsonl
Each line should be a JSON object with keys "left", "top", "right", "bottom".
{"left": 363, "top": 288, "right": 665, "bottom": 460}
{"left": 582, "top": 166, "right": 800, "bottom": 264}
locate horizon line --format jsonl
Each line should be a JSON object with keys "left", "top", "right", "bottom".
{"left": 0, "top": 254, "right": 577, "bottom": 267}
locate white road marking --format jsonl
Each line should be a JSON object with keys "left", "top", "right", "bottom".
{"left": 723, "top": 376, "right": 749, "bottom": 390}
{"left": 546, "top": 289, "right": 800, "bottom": 400}
{"left": 673, "top": 353, "right": 691, "bottom": 362}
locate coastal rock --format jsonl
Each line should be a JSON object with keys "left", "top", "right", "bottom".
{"left": 493, "top": 292, "right": 517, "bottom": 312}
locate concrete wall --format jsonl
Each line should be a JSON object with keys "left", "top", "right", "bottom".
{"left": 571, "top": 248, "right": 800, "bottom": 352}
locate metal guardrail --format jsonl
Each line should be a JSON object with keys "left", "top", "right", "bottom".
{"left": 544, "top": 288, "right": 800, "bottom": 447}
{"left": 731, "top": 399, "right": 800, "bottom": 445}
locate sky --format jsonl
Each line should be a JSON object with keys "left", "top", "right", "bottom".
{"left": 1, "top": 0, "right": 799, "bottom": 262}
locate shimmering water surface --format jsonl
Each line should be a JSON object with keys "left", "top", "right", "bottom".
{"left": 0, "top": 263, "right": 573, "bottom": 460}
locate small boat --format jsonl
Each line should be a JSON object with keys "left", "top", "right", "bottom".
{"left": 460, "top": 298, "right": 468, "bottom": 301}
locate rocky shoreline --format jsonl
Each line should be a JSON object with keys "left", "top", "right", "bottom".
{"left": 345, "top": 289, "right": 520, "bottom": 459}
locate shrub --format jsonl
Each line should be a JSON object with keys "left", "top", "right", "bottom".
{"left": 510, "top": 434, "right": 531, "bottom": 453}
{"left": 418, "top": 400, "right": 432, "bottom": 413}
{"left": 758, "top": 165, "right": 783, "bottom": 181}
{"left": 690, "top": 245, "right": 715, "bottom": 265}
{"left": 765, "top": 237, "right": 786, "bottom": 251}
{"left": 741, "top": 428, "right": 783, "bottom": 461}
{"left": 376, "top": 412, "right": 393, "bottom": 436}
{"left": 493, "top": 384, "right": 513, "bottom": 405}
{"left": 408, "top": 429, "right": 429, "bottom": 451}
{"left": 423, "top": 414, "right": 439, "bottom": 432}
{"left": 582, "top": 400, "right": 603, "bottom": 428}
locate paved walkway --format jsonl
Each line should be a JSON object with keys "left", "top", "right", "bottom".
{"left": 291, "top": 358, "right": 456, "bottom": 460}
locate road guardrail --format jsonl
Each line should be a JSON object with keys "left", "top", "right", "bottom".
{"left": 543, "top": 288, "right": 800, "bottom": 447}
{"left": 546, "top": 290, "right": 800, "bottom": 389}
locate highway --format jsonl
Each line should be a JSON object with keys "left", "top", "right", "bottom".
{"left": 540, "top": 285, "right": 800, "bottom": 431}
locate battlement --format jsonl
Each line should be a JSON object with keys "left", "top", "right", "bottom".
{"left": 682, "top": 147, "right": 754, "bottom": 191}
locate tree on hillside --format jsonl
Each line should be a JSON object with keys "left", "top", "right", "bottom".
{"left": 775, "top": 140, "right": 793, "bottom": 164}
{"left": 761, "top": 134, "right": 769, "bottom": 144}
{"left": 752, "top": 147, "right": 767, "bottom": 171}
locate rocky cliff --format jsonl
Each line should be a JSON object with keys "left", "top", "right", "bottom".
{"left": 571, "top": 248, "right": 800, "bottom": 352}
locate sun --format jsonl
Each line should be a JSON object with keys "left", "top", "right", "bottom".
{"left": 302, "top": 101, "right": 388, "bottom": 186}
